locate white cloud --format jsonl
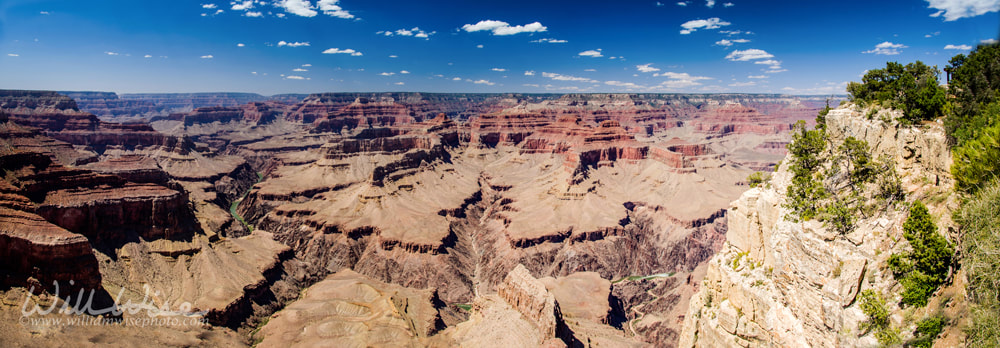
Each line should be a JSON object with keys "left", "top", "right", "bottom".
{"left": 395, "top": 82, "right": 405, "bottom": 85}
{"left": 579, "top": 49, "right": 603, "bottom": 57}
{"left": 389, "top": 55, "right": 398, "bottom": 58}
{"left": 605, "top": 81, "right": 646, "bottom": 89}
{"left": 656, "top": 1, "right": 665, "bottom": 6}
{"left": 863, "top": 41, "right": 907, "bottom": 55}
{"left": 982, "top": 38, "right": 998, "bottom": 44}
{"left": 7, "top": 53, "right": 19, "bottom": 57}
{"left": 748, "top": 75, "right": 767, "bottom": 79}
{"left": 706, "top": 0, "right": 715, "bottom": 8}
{"left": 723, "top": 2, "right": 734, "bottom": 7}
{"left": 679, "top": 17, "right": 731, "bottom": 34}
{"left": 490, "top": 68, "right": 507, "bottom": 72}
{"left": 237, "top": 43, "right": 245, "bottom": 47}
{"left": 461, "top": 20, "right": 547, "bottom": 36}
{"left": 202, "top": 3, "right": 217, "bottom": 9}
{"left": 323, "top": 48, "right": 363, "bottom": 56}
{"left": 725, "top": 48, "right": 773, "bottom": 61}
{"left": 542, "top": 72, "right": 599, "bottom": 83}
{"left": 715, "top": 38, "right": 750, "bottom": 46}
{"left": 277, "top": 0, "right": 317, "bottom": 17}
{"left": 377, "top": 27, "right": 435, "bottom": 39}
{"left": 400, "top": 70, "right": 410, "bottom": 74}
{"left": 105, "top": 51, "right": 119, "bottom": 56}
{"left": 379, "top": 72, "right": 396, "bottom": 76}
{"left": 278, "top": 41, "right": 310, "bottom": 47}
{"left": 317, "top": 0, "right": 354, "bottom": 19}
{"left": 40, "top": 11, "right": 50, "bottom": 15}
{"left": 244, "top": 11, "right": 262, "bottom": 17}
{"left": 476, "top": 44, "right": 484, "bottom": 48}
{"left": 654, "top": 71, "right": 712, "bottom": 81}
{"left": 144, "top": 54, "right": 153, "bottom": 58}
{"left": 944, "top": 44, "right": 973, "bottom": 50}
{"left": 201, "top": 55, "right": 214, "bottom": 59}
{"left": 766, "top": 68, "right": 788, "bottom": 73}
{"left": 302, "top": 64, "right": 311, "bottom": 66}
{"left": 729, "top": 81, "right": 756, "bottom": 87}
{"left": 473, "top": 79, "right": 495, "bottom": 85}
{"left": 231, "top": 1, "right": 253, "bottom": 10}
{"left": 524, "top": 70, "right": 536, "bottom": 76}
{"left": 754, "top": 59, "right": 781, "bottom": 66}
{"left": 293, "top": 68, "right": 308, "bottom": 72}
{"left": 926, "top": 0, "right": 1000, "bottom": 21}
{"left": 453, "top": 77, "right": 462, "bottom": 81}
{"left": 285, "top": 75, "right": 306, "bottom": 80}
{"left": 531, "top": 38, "right": 568, "bottom": 43}
{"left": 636, "top": 63, "right": 660, "bottom": 73}
{"left": 523, "top": 83, "right": 541, "bottom": 87}
{"left": 677, "top": 1, "right": 689, "bottom": 6}
{"left": 658, "top": 79, "right": 704, "bottom": 89}
{"left": 584, "top": 68, "right": 597, "bottom": 72}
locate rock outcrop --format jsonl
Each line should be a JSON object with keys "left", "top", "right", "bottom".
{"left": 680, "top": 105, "right": 958, "bottom": 347}
{"left": 254, "top": 269, "right": 445, "bottom": 347}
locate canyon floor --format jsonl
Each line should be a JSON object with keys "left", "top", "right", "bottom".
{"left": 0, "top": 90, "right": 830, "bottom": 347}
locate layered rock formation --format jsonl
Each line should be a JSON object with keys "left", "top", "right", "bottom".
{"left": 680, "top": 105, "right": 958, "bottom": 347}
{"left": 254, "top": 269, "right": 444, "bottom": 347}
{"left": 0, "top": 90, "right": 838, "bottom": 347}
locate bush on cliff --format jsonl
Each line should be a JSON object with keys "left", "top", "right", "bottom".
{"left": 888, "top": 200, "right": 953, "bottom": 307}
{"left": 785, "top": 120, "right": 828, "bottom": 220}
{"left": 847, "top": 61, "right": 946, "bottom": 124}
{"left": 858, "top": 289, "right": 901, "bottom": 346}
{"left": 952, "top": 115, "right": 1000, "bottom": 193}
{"left": 955, "top": 181, "right": 1000, "bottom": 346}
{"left": 945, "top": 43, "right": 1000, "bottom": 145}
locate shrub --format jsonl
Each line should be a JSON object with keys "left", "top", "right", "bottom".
{"left": 747, "top": 171, "right": 769, "bottom": 188}
{"left": 785, "top": 120, "right": 828, "bottom": 220}
{"left": 847, "top": 61, "right": 946, "bottom": 124}
{"left": 839, "top": 137, "right": 877, "bottom": 188}
{"left": 955, "top": 181, "right": 1000, "bottom": 346}
{"left": 858, "top": 289, "right": 900, "bottom": 346}
{"left": 787, "top": 120, "right": 827, "bottom": 174}
{"left": 951, "top": 115, "right": 1000, "bottom": 193}
{"left": 815, "top": 99, "right": 832, "bottom": 130}
{"left": 908, "top": 315, "right": 947, "bottom": 348}
{"left": 824, "top": 199, "right": 854, "bottom": 234}
{"left": 888, "top": 201, "right": 954, "bottom": 307}
{"left": 945, "top": 43, "right": 1000, "bottom": 145}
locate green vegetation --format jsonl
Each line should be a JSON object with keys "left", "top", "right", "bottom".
{"left": 747, "top": 171, "right": 770, "bottom": 188}
{"left": 815, "top": 99, "right": 832, "bottom": 129}
{"left": 945, "top": 43, "right": 1000, "bottom": 145}
{"left": 454, "top": 303, "right": 472, "bottom": 311}
{"left": 951, "top": 105, "right": 1000, "bottom": 193}
{"left": 785, "top": 120, "right": 828, "bottom": 220}
{"left": 908, "top": 315, "right": 947, "bottom": 348}
{"left": 888, "top": 201, "right": 953, "bottom": 307}
{"left": 946, "top": 44, "right": 1000, "bottom": 193}
{"left": 955, "top": 181, "right": 1000, "bottom": 347}
{"left": 230, "top": 172, "right": 265, "bottom": 233}
{"left": 858, "top": 289, "right": 901, "bottom": 346}
{"left": 847, "top": 61, "right": 947, "bottom": 124}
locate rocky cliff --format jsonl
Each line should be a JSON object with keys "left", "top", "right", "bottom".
{"left": 680, "top": 105, "right": 959, "bottom": 347}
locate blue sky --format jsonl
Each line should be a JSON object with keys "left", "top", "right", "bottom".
{"left": 0, "top": 0, "right": 997, "bottom": 94}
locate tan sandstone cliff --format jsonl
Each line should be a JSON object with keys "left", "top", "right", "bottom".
{"left": 679, "top": 104, "right": 960, "bottom": 347}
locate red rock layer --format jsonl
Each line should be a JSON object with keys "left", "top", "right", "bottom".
{"left": 468, "top": 110, "right": 552, "bottom": 147}
{"left": 311, "top": 98, "right": 417, "bottom": 133}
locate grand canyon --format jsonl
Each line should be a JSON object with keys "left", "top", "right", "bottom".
{"left": 3, "top": 1, "right": 996, "bottom": 346}
{"left": 0, "top": 90, "right": 832, "bottom": 346}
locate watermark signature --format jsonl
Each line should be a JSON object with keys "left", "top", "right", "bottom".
{"left": 19, "top": 280, "right": 209, "bottom": 327}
